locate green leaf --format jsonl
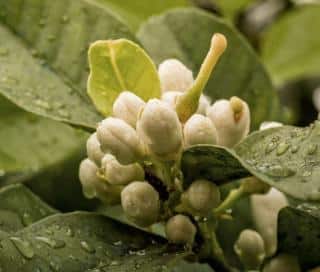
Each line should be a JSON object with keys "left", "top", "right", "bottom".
{"left": 278, "top": 206, "right": 320, "bottom": 268}
{"left": 0, "top": 96, "right": 96, "bottom": 211}
{"left": 0, "top": 184, "right": 57, "bottom": 233}
{"left": 0, "top": 0, "right": 136, "bottom": 130}
{"left": 181, "top": 145, "right": 250, "bottom": 186}
{"left": 261, "top": 5, "right": 320, "bottom": 86}
{"left": 235, "top": 122, "right": 320, "bottom": 201}
{"left": 138, "top": 8, "right": 282, "bottom": 129}
{"left": 0, "top": 212, "right": 186, "bottom": 271}
{"left": 97, "top": 0, "right": 190, "bottom": 32}
{"left": 88, "top": 39, "right": 161, "bottom": 116}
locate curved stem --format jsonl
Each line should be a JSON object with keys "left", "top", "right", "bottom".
{"left": 214, "top": 185, "right": 247, "bottom": 216}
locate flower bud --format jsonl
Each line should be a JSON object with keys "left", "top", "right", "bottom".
{"left": 101, "top": 154, "right": 144, "bottom": 185}
{"left": 183, "top": 114, "right": 218, "bottom": 147}
{"left": 242, "top": 177, "right": 270, "bottom": 194}
{"left": 97, "top": 117, "right": 145, "bottom": 165}
{"left": 234, "top": 229, "right": 266, "bottom": 269}
{"left": 263, "top": 254, "right": 300, "bottom": 272}
{"left": 121, "top": 181, "right": 160, "bottom": 227}
{"left": 161, "top": 91, "right": 181, "bottom": 108}
{"left": 158, "top": 59, "right": 194, "bottom": 93}
{"left": 79, "top": 158, "right": 102, "bottom": 199}
{"left": 79, "top": 159, "right": 121, "bottom": 204}
{"left": 251, "top": 188, "right": 288, "bottom": 257}
{"left": 206, "top": 96, "right": 250, "bottom": 147}
{"left": 259, "top": 121, "right": 283, "bottom": 131}
{"left": 165, "top": 214, "right": 196, "bottom": 245}
{"left": 137, "top": 99, "right": 183, "bottom": 160}
{"left": 86, "top": 133, "right": 104, "bottom": 166}
{"left": 196, "top": 95, "right": 211, "bottom": 115}
{"left": 113, "top": 91, "right": 145, "bottom": 128}
{"left": 183, "top": 180, "right": 221, "bottom": 215}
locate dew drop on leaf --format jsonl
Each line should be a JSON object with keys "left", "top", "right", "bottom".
{"left": 276, "top": 142, "right": 290, "bottom": 156}
{"left": 80, "top": 241, "right": 95, "bottom": 254}
{"left": 35, "top": 236, "right": 66, "bottom": 249}
{"left": 9, "top": 237, "right": 34, "bottom": 259}
{"left": 22, "top": 212, "right": 33, "bottom": 226}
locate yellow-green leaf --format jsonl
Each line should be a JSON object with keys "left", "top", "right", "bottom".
{"left": 88, "top": 39, "right": 161, "bottom": 116}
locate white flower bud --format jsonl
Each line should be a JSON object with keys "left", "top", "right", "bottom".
{"left": 97, "top": 117, "right": 145, "bottom": 165}
{"left": 79, "top": 158, "right": 102, "bottom": 199}
{"left": 161, "top": 91, "right": 182, "bottom": 108}
{"left": 234, "top": 229, "right": 266, "bottom": 269}
{"left": 165, "top": 214, "right": 196, "bottom": 245}
{"left": 263, "top": 254, "right": 300, "bottom": 272}
{"left": 121, "top": 181, "right": 160, "bottom": 227}
{"left": 137, "top": 99, "right": 183, "bottom": 160}
{"left": 86, "top": 133, "right": 104, "bottom": 166}
{"left": 101, "top": 154, "right": 144, "bottom": 185}
{"left": 259, "top": 121, "right": 283, "bottom": 131}
{"left": 196, "top": 95, "right": 211, "bottom": 115}
{"left": 251, "top": 188, "right": 288, "bottom": 257}
{"left": 79, "top": 159, "right": 121, "bottom": 204}
{"left": 158, "top": 59, "right": 194, "bottom": 93}
{"left": 183, "top": 114, "right": 218, "bottom": 147}
{"left": 183, "top": 180, "right": 221, "bottom": 215}
{"left": 206, "top": 96, "right": 250, "bottom": 147}
{"left": 113, "top": 91, "right": 145, "bottom": 128}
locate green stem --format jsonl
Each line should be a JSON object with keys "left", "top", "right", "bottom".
{"left": 213, "top": 185, "right": 247, "bottom": 216}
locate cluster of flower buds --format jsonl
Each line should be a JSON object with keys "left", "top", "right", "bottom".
{"left": 79, "top": 33, "right": 253, "bottom": 246}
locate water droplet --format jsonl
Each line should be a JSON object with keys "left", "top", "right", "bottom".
{"left": 302, "top": 170, "right": 312, "bottom": 177}
{"left": 110, "top": 261, "right": 119, "bottom": 266}
{"left": 276, "top": 142, "right": 290, "bottom": 156}
{"left": 290, "top": 145, "right": 299, "bottom": 153}
{"left": 47, "top": 35, "right": 56, "bottom": 41}
{"left": 9, "top": 237, "right": 34, "bottom": 259}
{"left": 34, "top": 99, "right": 51, "bottom": 110}
{"left": 265, "top": 141, "right": 278, "bottom": 154}
{"left": 57, "top": 109, "right": 70, "bottom": 118}
{"left": 113, "top": 241, "right": 122, "bottom": 246}
{"left": 35, "top": 236, "right": 65, "bottom": 249}
{"left": 80, "top": 241, "right": 95, "bottom": 254}
{"left": 49, "top": 260, "right": 60, "bottom": 271}
{"left": 66, "top": 227, "right": 74, "bottom": 237}
{"left": 0, "top": 169, "right": 5, "bottom": 177}
{"left": 306, "top": 144, "right": 318, "bottom": 155}
{"left": 38, "top": 19, "right": 46, "bottom": 27}
{"left": 0, "top": 47, "right": 9, "bottom": 56}
{"left": 22, "top": 212, "right": 33, "bottom": 226}
{"left": 263, "top": 165, "right": 296, "bottom": 178}
{"left": 61, "top": 15, "right": 69, "bottom": 23}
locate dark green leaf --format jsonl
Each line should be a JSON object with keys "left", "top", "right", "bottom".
{"left": 262, "top": 5, "right": 320, "bottom": 86}
{"left": 0, "top": 212, "right": 186, "bottom": 271}
{"left": 97, "top": 0, "right": 190, "bottom": 32}
{"left": 0, "top": 0, "right": 136, "bottom": 130}
{"left": 0, "top": 96, "right": 95, "bottom": 211}
{"left": 0, "top": 184, "right": 57, "bottom": 233}
{"left": 278, "top": 206, "right": 320, "bottom": 268}
{"left": 181, "top": 145, "right": 250, "bottom": 186}
{"left": 213, "top": 0, "right": 254, "bottom": 20}
{"left": 138, "top": 8, "right": 282, "bottom": 129}
{"left": 235, "top": 122, "right": 320, "bottom": 200}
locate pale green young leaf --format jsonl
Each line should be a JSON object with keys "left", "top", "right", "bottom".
{"left": 88, "top": 39, "right": 161, "bottom": 116}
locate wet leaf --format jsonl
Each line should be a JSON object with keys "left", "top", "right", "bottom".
{"left": 138, "top": 8, "right": 283, "bottom": 129}
{"left": 181, "top": 145, "right": 250, "bottom": 186}
{"left": 235, "top": 122, "right": 320, "bottom": 200}
{"left": 278, "top": 206, "right": 320, "bottom": 269}
{"left": 0, "top": 184, "right": 57, "bottom": 233}
{"left": 0, "top": 0, "right": 136, "bottom": 130}
{"left": 0, "top": 212, "right": 187, "bottom": 271}
{"left": 88, "top": 39, "right": 161, "bottom": 116}
{"left": 262, "top": 5, "right": 320, "bottom": 85}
